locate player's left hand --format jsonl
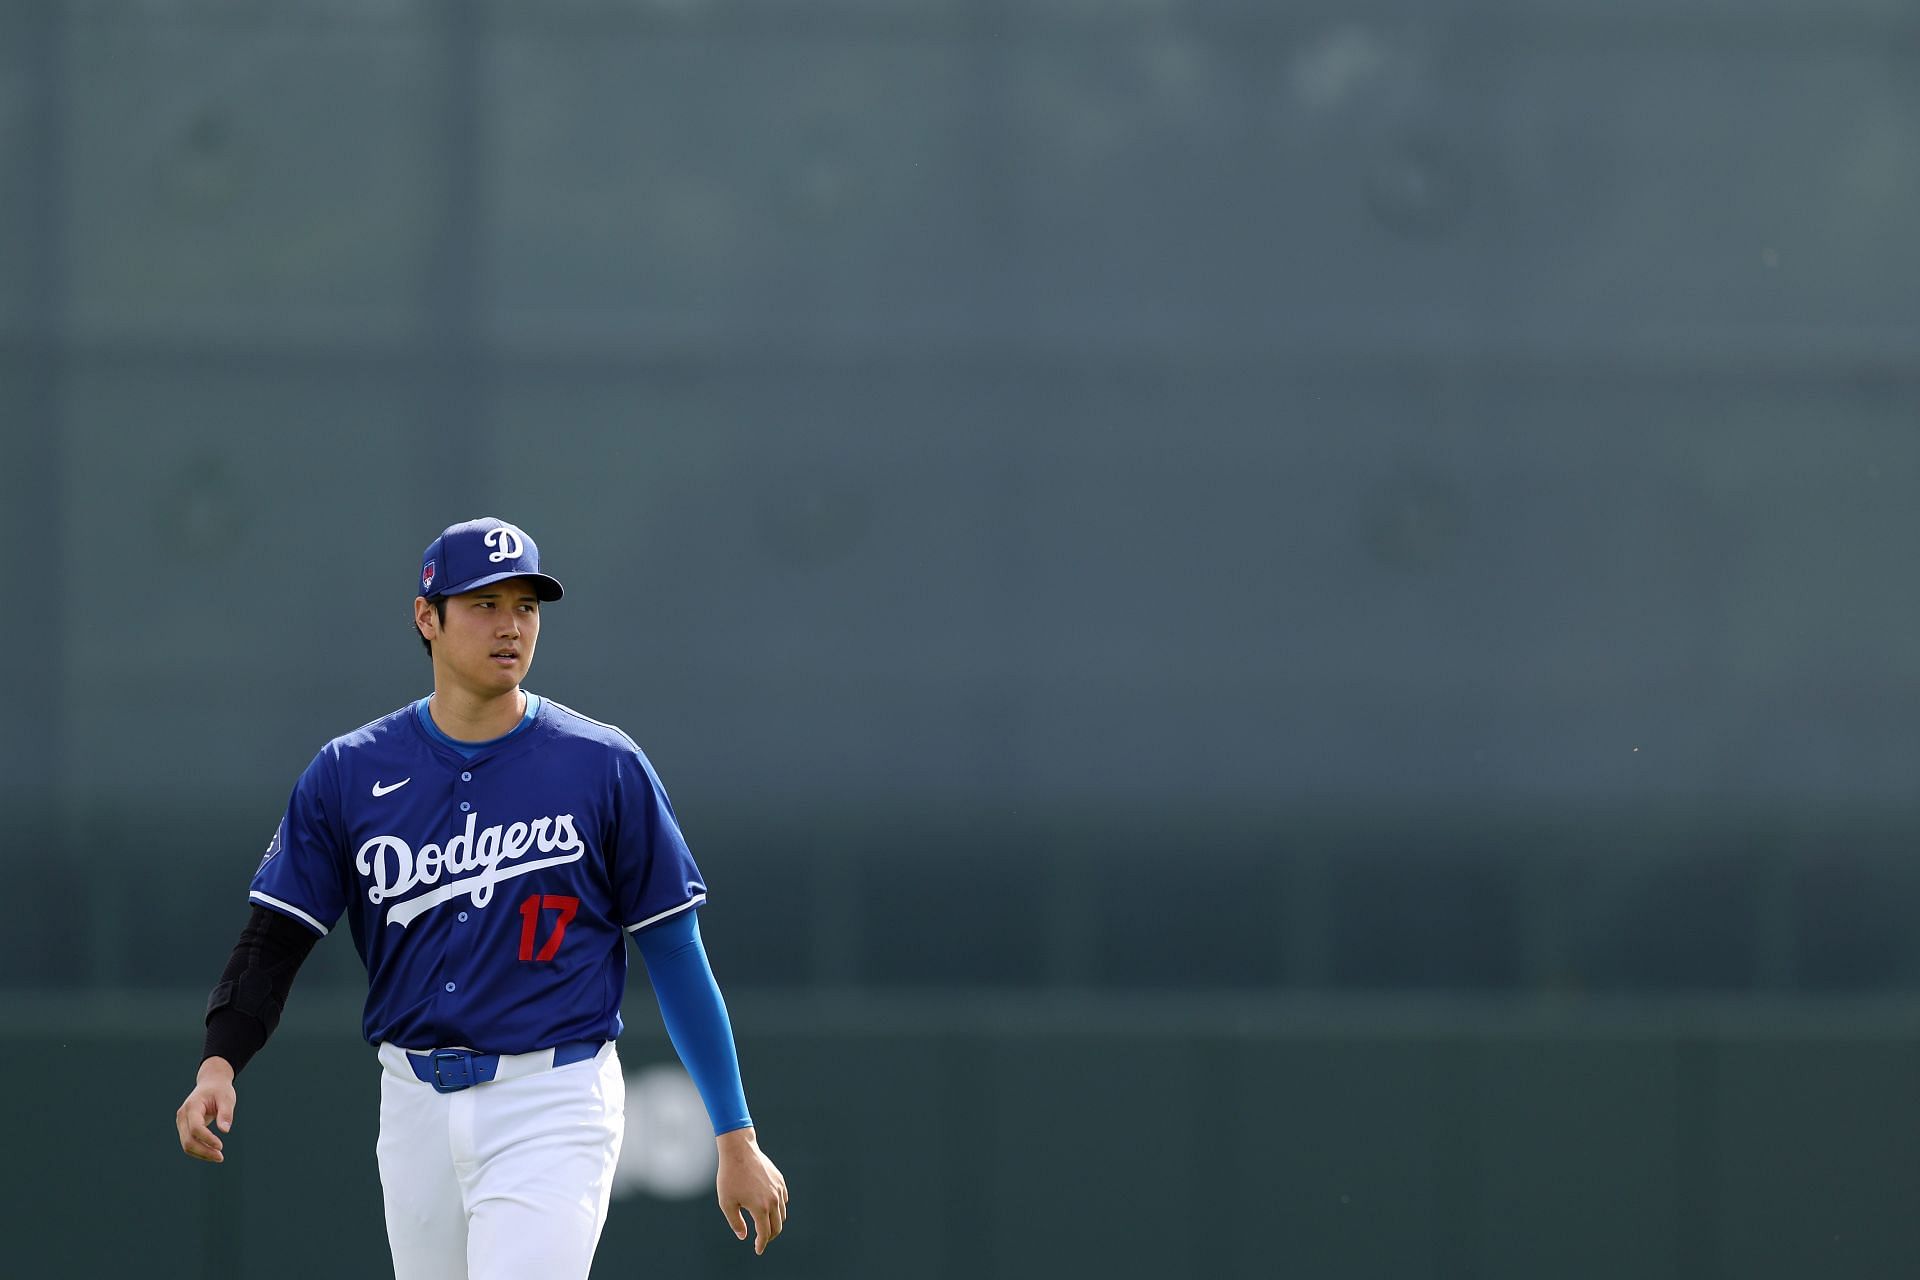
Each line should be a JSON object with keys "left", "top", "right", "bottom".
{"left": 716, "top": 1127, "right": 788, "bottom": 1255}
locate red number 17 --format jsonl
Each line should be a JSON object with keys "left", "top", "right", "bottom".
{"left": 517, "top": 893, "right": 579, "bottom": 961}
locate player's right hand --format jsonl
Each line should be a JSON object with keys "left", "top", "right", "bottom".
{"left": 176, "top": 1057, "right": 238, "bottom": 1164}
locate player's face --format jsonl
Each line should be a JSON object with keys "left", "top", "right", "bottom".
{"left": 427, "top": 580, "right": 542, "bottom": 694}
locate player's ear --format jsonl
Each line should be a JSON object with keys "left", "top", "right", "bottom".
{"left": 413, "top": 595, "right": 438, "bottom": 639}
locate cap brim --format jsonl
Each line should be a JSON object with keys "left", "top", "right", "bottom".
{"left": 434, "top": 570, "right": 564, "bottom": 602}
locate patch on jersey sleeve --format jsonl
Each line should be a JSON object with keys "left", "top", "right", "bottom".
{"left": 257, "top": 820, "right": 284, "bottom": 871}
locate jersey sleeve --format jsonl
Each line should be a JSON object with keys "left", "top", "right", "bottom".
{"left": 248, "top": 750, "right": 349, "bottom": 937}
{"left": 611, "top": 747, "right": 708, "bottom": 933}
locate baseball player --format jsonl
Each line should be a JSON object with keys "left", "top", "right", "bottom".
{"left": 174, "top": 517, "right": 788, "bottom": 1278}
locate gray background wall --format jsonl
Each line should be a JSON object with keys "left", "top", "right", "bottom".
{"left": 4, "top": 1, "right": 1920, "bottom": 1275}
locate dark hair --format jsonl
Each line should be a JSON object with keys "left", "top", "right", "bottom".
{"left": 416, "top": 595, "right": 447, "bottom": 656}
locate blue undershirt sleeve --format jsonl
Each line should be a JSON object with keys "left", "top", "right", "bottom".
{"left": 631, "top": 909, "right": 753, "bottom": 1137}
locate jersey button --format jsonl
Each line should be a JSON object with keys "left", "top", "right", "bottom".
{"left": 459, "top": 801, "right": 471, "bottom": 812}
{"left": 445, "top": 982, "right": 457, "bottom": 993}
{"left": 461, "top": 771, "right": 472, "bottom": 782}
{"left": 458, "top": 911, "right": 468, "bottom": 922}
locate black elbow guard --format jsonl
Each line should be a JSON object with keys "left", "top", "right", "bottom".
{"left": 205, "top": 966, "right": 285, "bottom": 1034}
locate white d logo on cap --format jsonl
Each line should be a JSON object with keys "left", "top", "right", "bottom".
{"left": 484, "top": 526, "right": 526, "bottom": 563}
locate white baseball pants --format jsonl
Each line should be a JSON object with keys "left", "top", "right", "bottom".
{"left": 374, "top": 1041, "right": 626, "bottom": 1280}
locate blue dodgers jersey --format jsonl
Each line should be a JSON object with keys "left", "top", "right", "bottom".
{"left": 248, "top": 696, "right": 707, "bottom": 1054}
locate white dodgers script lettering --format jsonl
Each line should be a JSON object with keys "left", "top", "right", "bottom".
{"left": 355, "top": 811, "right": 586, "bottom": 927}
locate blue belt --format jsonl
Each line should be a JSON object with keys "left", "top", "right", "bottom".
{"left": 406, "top": 1040, "right": 603, "bottom": 1094}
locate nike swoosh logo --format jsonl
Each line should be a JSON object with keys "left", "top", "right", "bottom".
{"left": 372, "top": 779, "right": 411, "bottom": 797}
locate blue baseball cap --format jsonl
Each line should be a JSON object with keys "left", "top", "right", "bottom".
{"left": 418, "top": 517, "right": 565, "bottom": 601}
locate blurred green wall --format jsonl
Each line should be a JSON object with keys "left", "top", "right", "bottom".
{"left": 18, "top": 995, "right": 1920, "bottom": 1279}
{"left": 7, "top": 0, "right": 1920, "bottom": 1002}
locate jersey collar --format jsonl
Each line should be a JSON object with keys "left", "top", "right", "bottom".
{"left": 410, "top": 692, "right": 545, "bottom": 765}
